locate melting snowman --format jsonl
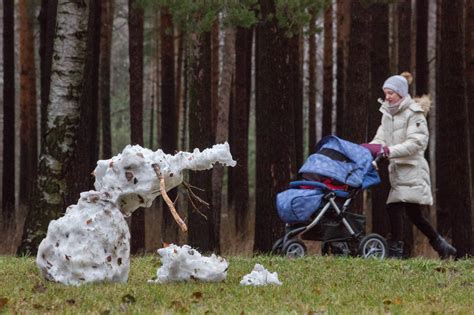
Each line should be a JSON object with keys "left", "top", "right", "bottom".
{"left": 36, "top": 143, "right": 236, "bottom": 286}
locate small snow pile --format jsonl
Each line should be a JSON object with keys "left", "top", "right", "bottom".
{"left": 37, "top": 143, "right": 236, "bottom": 285}
{"left": 148, "top": 244, "right": 228, "bottom": 283}
{"left": 240, "top": 264, "right": 282, "bottom": 286}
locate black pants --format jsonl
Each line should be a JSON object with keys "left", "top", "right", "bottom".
{"left": 386, "top": 202, "right": 438, "bottom": 242}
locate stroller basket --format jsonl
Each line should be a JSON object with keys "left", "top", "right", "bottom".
{"left": 300, "top": 211, "right": 365, "bottom": 241}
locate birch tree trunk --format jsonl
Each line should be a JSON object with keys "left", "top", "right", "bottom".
{"left": 19, "top": 0, "right": 90, "bottom": 254}
{"left": 65, "top": 0, "right": 100, "bottom": 207}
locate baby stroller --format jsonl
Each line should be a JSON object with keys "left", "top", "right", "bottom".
{"left": 272, "top": 135, "right": 388, "bottom": 259}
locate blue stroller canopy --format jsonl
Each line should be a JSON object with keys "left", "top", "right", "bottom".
{"left": 299, "top": 136, "right": 381, "bottom": 189}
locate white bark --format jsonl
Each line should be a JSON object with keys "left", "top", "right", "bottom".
{"left": 41, "top": 0, "right": 89, "bottom": 202}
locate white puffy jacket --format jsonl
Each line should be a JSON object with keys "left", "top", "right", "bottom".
{"left": 371, "top": 95, "right": 433, "bottom": 205}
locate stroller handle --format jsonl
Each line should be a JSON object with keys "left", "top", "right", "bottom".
{"left": 371, "top": 154, "right": 383, "bottom": 170}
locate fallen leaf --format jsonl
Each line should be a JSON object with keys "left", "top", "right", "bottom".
{"left": 32, "top": 303, "right": 43, "bottom": 309}
{"left": 66, "top": 299, "right": 75, "bottom": 305}
{"left": 0, "top": 298, "right": 9, "bottom": 310}
{"left": 192, "top": 291, "right": 203, "bottom": 299}
{"left": 125, "top": 171, "right": 134, "bottom": 182}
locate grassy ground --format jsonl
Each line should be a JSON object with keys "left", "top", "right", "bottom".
{"left": 0, "top": 254, "right": 472, "bottom": 314}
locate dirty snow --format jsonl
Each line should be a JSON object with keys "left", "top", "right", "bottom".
{"left": 36, "top": 143, "right": 236, "bottom": 285}
{"left": 148, "top": 244, "right": 228, "bottom": 283}
{"left": 240, "top": 264, "right": 282, "bottom": 286}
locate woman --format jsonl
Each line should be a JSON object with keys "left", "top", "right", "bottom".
{"left": 362, "top": 72, "right": 456, "bottom": 259}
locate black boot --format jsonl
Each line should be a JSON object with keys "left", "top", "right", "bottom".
{"left": 430, "top": 235, "right": 457, "bottom": 259}
{"left": 388, "top": 241, "right": 404, "bottom": 259}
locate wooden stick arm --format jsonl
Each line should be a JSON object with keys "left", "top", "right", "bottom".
{"left": 152, "top": 164, "right": 188, "bottom": 232}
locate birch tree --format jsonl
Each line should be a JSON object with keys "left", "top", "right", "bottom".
{"left": 19, "top": 0, "right": 90, "bottom": 254}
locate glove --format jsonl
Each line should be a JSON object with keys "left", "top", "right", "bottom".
{"left": 360, "top": 143, "right": 390, "bottom": 158}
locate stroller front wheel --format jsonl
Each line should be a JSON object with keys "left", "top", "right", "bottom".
{"left": 271, "top": 237, "right": 284, "bottom": 255}
{"left": 283, "top": 239, "right": 307, "bottom": 258}
{"left": 358, "top": 233, "right": 388, "bottom": 259}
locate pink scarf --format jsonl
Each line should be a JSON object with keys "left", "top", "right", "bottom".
{"left": 388, "top": 98, "right": 404, "bottom": 115}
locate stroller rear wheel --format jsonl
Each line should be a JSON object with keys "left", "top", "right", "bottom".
{"left": 358, "top": 233, "right": 388, "bottom": 259}
{"left": 283, "top": 239, "right": 307, "bottom": 258}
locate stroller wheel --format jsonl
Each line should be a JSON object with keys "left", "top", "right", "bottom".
{"left": 321, "top": 241, "right": 350, "bottom": 257}
{"left": 283, "top": 239, "right": 307, "bottom": 258}
{"left": 358, "top": 233, "right": 388, "bottom": 259}
{"left": 271, "top": 238, "right": 284, "bottom": 255}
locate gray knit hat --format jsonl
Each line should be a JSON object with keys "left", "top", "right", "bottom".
{"left": 382, "top": 75, "right": 408, "bottom": 97}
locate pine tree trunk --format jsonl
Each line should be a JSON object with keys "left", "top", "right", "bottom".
{"left": 39, "top": 0, "right": 57, "bottom": 155}
{"left": 467, "top": 0, "right": 474, "bottom": 243}
{"left": 160, "top": 8, "right": 179, "bottom": 243}
{"left": 437, "top": 0, "right": 472, "bottom": 257}
{"left": 100, "top": 0, "right": 114, "bottom": 158}
{"left": 289, "top": 34, "right": 303, "bottom": 166}
{"left": 342, "top": 1, "right": 369, "bottom": 144}
{"left": 19, "top": 0, "right": 37, "bottom": 213}
{"left": 322, "top": 4, "right": 333, "bottom": 138}
{"left": 341, "top": 0, "right": 369, "bottom": 216}
{"left": 2, "top": 0, "right": 15, "bottom": 228}
{"left": 369, "top": 2, "right": 390, "bottom": 237}
{"left": 229, "top": 26, "right": 251, "bottom": 238}
{"left": 211, "top": 20, "right": 220, "bottom": 134}
{"left": 128, "top": 0, "right": 145, "bottom": 254}
{"left": 308, "top": 12, "right": 317, "bottom": 150}
{"left": 336, "top": 0, "right": 350, "bottom": 136}
{"left": 188, "top": 30, "right": 216, "bottom": 252}
{"left": 398, "top": 0, "right": 412, "bottom": 73}
{"left": 19, "top": 0, "right": 90, "bottom": 254}
{"left": 212, "top": 27, "right": 235, "bottom": 248}
{"left": 415, "top": 0, "right": 429, "bottom": 95}
{"left": 175, "top": 30, "right": 184, "bottom": 149}
{"left": 254, "top": 0, "right": 297, "bottom": 252}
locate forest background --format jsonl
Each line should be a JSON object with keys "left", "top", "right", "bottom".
{"left": 0, "top": 0, "right": 473, "bottom": 259}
